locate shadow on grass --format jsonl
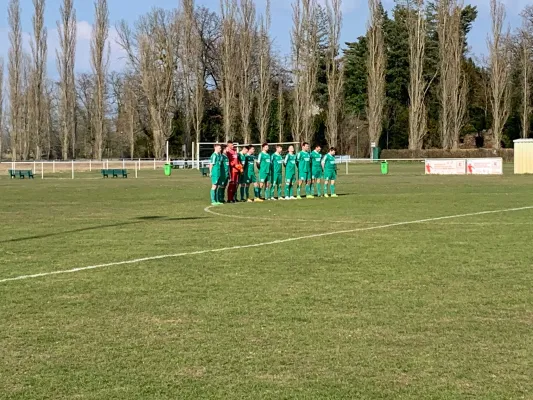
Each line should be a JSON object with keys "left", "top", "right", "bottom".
{"left": 1, "top": 216, "right": 207, "bottom": 244}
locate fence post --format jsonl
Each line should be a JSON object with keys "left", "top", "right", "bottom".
{"left": 153, "top": 159, "right": 156, "bottom": 170}
{"left": 33, "top": 161, "right": 36, "bottom": 173}
{"left": 346, "top": 160, "right": 349, "bottom": 175}
{"left": 196, "top": 142, "right": 200, "bottom": 169}
{"left": 106, "top": 159, "right": 109, "bottom": 169}
{"left": 135, "top": 162, "right": 138, "bottom": 178}
{"left": 72, "top": 160, "right": 74, "bottom": 179}
{"left": 138, "top": 158, "right": 141, "bottom": 170}
{"left": 41, "top": 162, "right": 44, "bottom": 179}
{"left": 89, "top": 159, "right": 92, "bottom": 172}
{"left": 53, "top": 160, "right": 55, "bottom": 173}
{"left": 123, "top": 159, "right": 125, "bottom": 169}
{"left": 192, "top": 141, "right": 195, "bottom": 169}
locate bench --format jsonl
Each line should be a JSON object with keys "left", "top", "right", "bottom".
{"left": 8, "top": 169, "right": 34, "bottom": 179}
{"left": 200, "top": 167, "right": 209, "bottom": 177}
{"left": 101, "top": 169, "right": 128, "bottom": 178}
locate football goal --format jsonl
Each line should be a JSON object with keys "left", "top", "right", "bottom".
{"left": 193, "top": 141, "right": 300, "bottom": 169}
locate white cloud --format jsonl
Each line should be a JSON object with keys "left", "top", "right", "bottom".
{"left": 48, "top": 20, "right": 127, "bottom": 74}
{"left": 0, "top": 21, "right": 127, "bottom": 77}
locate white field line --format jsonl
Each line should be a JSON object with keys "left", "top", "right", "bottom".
{"left": 203, "top": 205, "right": 533, "bottom": 226}
{"left": 203, "top": 204, "right": 373, "bottom": 225}
{"left": 1, "top": 205, "right": 532, "bottom": 284}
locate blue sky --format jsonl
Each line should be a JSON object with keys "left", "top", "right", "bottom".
{"left": 0, "top": 0, "right": 528, "bottom": 77}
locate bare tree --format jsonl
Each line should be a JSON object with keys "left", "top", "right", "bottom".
{"left": 139, "top": 10, "right": 179, "bottom": 158}
{"left": 326, "top": 0, "right": 343, "bottom": 147}
{"left": 406, "top": 0, "right": 430, "bottom": 150}
{"left": 437, "top": 0, "right": 467, "bottom": 150}
{"left": 57, "top": 0, "right": 77, "bottom": 159}
{"left": 291, "top": 0, "right": 304, "bottom": 142}
{"left": 91, "top": 0, "right": 109, "bottom": 159}
{"left": 236, "top": 0, "right": 256, "bottom": 144}
{"left": 488, "top": 0, "right": 512, "bottom": 149}
{"left": 257, "top": 0, "right": 271, "bottom": 143}
{"left": 518, "top": 10, "right": 532, "bottom": 138}
{"left": 302, "top": 0, "right": 319, "bottom": 143}
{"left": 8, "top": 0, "right": 23, "bottom": 161}
{"left": 21, "top": 53, "right": 33, "bottom": 159}
{"left": 0, "top": 58, "right": 4, "bottom": 159}
{"left": 291, "top": 0, "right": 319, "bottom": 143}
{"left": 117, "top": 10, "right": 179, "bottom": 157}
{"left": 366, "top": 0, "right": 386, "bottom": 149}
{"left": 30, "top": 0, "right": 48, "bottom": 160}
{"left": 220, "top": 0, "right": 239, "bottom": 141}
{"left": 278, "top": 74, "right": 284, "bottom": 142}
{"left": 123, "top": 77, "right": 138, "bottom": 158}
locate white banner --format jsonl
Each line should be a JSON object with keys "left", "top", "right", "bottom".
{"left": 425, "top": 159, "right": 466, "bottom": 175}
{"left": 466, "top": 158, "right": 503, "bottom": 175}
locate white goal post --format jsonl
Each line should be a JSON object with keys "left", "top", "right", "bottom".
{"left": 193, "top": 141, "right": 300, "bottom": 169}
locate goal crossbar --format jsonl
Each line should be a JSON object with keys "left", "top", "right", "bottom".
{"left": 193, "top": 141, "right": 300, "bottom": 169}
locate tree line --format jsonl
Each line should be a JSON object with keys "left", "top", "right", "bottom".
{"left": 0, "top": 0, "right": 532, "bottom": 161}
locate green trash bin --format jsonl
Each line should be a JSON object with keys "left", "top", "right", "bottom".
{"left": 381, "top": 160, "right": 388, "bottom": 175}
{"left": 163, "top": 163, "right": 172, "bottom": 176}
{"left": 372, "top": 146, "right": 381, "bottom": 162}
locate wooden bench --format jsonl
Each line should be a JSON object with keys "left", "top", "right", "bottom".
{"left": 101, "top": 169, "right": 128, "bottom": 178}
{"left": 8, "top": 169, "right": 34, "bottom": 179}
{"left": 200, "top": 167, "right": 209, "bottom": 177}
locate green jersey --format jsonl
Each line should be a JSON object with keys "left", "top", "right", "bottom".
{"left": 221, "top": 153, "right": 230, "bottom": 178}
{"left": 323, "top": 153, "right": 336, "bottom": 172}
{"left": 271, "top": 153, "right": 283, "bottom": 176}
{"left": 238, "top": 152, "right": 247, "bottom": 171}
{"left": 209, "top": 152, "right": 222, "bottom": 177}
{"left": 246, "top": 154, "right": 256, "bottom": 176}
{"left": 257, "top": 151, "right": 272, "bottom": 175}
{"left": 284, "top": 153, "right": 297, "bottom": 175}
{"left": 296, "top": 150, "right": 311, "bottom": 172}
{"left": 311, "top": 150, "right": 323, "bottom": 172}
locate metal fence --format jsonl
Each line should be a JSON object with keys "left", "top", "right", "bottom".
{"left": 1, "top": 156, "right": 430, "bottom": 179}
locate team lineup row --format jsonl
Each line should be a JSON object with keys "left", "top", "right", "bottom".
{"left": 208, "top": 141, "right": 339, "bottom": 205}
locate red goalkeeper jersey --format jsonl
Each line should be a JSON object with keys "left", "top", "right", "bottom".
{"left": 226, "top": 148, "right": 240, "bottom": 172}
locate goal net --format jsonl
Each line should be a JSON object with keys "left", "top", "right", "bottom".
{"left": 194, "top": 142, "right": 300, "bottom": 168}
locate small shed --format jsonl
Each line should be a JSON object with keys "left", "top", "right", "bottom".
{"left": 514, "top": 139, "right": 533, "bottom": 174}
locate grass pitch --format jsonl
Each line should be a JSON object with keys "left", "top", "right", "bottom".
{"left": 1, "top": 164, "right": 533, "bottom": 399}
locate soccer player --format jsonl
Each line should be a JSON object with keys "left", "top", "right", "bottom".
{"left": 311, "top": 145, "right": 323, "bottom": 197}
{"left": 226, "top": 141, "right": 241, "bottom": 203}
{"left": 296, "top": 142, "right": 311, "bottom": 199}
{"left": 209, "top": 144, "right": 223, "bottom": 205}
{"left": 284, "top": 145, "right": 297, "bottom": 199}
{"left": 270, "top": 145, "right": 284, "bottom": 200}
{"left": 219, "top": 146, "right": 230, "bottom": 203}
{"left": 322, "top": 147, "right": 338, "bottom": 197}
{"left": 256, "top": 143, "right": 271, "bottom": 201}
{"left": 246, "top": 146, "right": 260, "bottom": 202}
{"left": 238, "top": 146, "right": 249, "bottom": 201}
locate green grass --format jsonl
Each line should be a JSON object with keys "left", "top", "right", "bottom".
{"left": 1, "top": 164, "right": 533, "bottom": 399}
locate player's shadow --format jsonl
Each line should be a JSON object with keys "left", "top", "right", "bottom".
{"left": 0, "top": 216, "right": 206, "bottom": 244}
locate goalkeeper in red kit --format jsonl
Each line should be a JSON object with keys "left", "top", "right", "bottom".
{"left": 225, "top": 141, "right": 242, "bottom": 203}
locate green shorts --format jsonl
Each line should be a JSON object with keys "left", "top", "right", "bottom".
{"left": 324, "top": 170, "right": 337, "bottom": 181}
{"left": 312, "top": 169, "right": 323, "bottom": 179}
{"left": 211, "top": 174, "right": 220, "bottom": 185}
{"left": 259, "top": 172, "right": 271, "bottom": 183}
{"left": 285, "top": 172, "right": 296, "bottom": 184}
{"left": 241, "top": 173, "right": 257, "bottom": 184}
{"left": 219, "top": 178, "right": 229, "bottom": 187}
{"left": 298, "top": 170, "right": 311, "bottom": 181}
{"left": 270, "top": 174, "right": 282, "bottom": 186}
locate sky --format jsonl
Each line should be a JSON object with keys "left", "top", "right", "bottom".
{"left": 0, "top": 0, "right": 528, "bottom": 77}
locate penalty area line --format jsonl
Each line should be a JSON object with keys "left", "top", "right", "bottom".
{"left": 1, "top": 205, "right": 532, "bottom": 284}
